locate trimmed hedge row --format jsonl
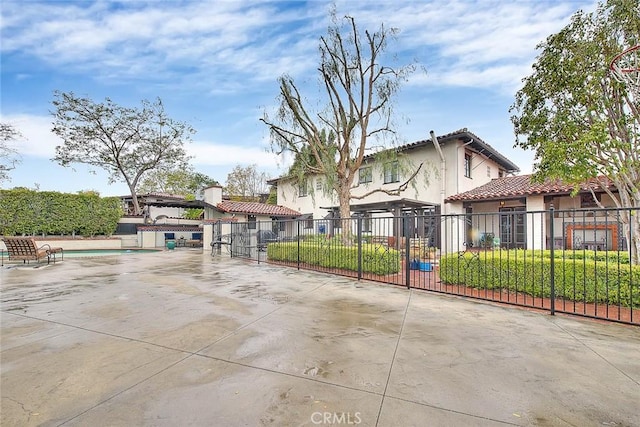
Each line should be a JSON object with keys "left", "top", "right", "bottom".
{"left": 440, "top": 251, "right": 640, "bottom": 308}
{"left": 0, "top": 189, "right": 122, "bottom": 236}
{"left": 519, "top": 249, "right": 632, "bottom": 265}
{"left": 266, "top": 241, "right": 400, "bottom": 275}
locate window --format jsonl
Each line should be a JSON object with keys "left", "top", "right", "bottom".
{"left": 248, "top": 215, "right": 256, "bottom": 229}
{"left": 464, "top": 153, "right": 472, "bottom": 178}
{"left": 332, "top": 212, "right": 341, "bottom": 229}
{"left": 383, "top": 161, "right": 399, "bottom": 184}
{"left": 304, "top": 214, "right": 314, "bottom": 229}
{"left": 359, "top": 166, "right": 372, "bottom": 184}
{"left": 298, "top": 181, "right": 308, "bottom": 197}
{"left": 316, "top": 179, "right": 322, "bottom": 191}
{"left": 581, "top": 193, "right": 600, "bottom": 208}
{"left": 486, "top": 165, "right": 491, "bottom": 177}
{"left": 362, "top": 213, "right": 371, "bottom": 233}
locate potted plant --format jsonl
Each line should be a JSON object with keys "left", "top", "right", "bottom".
{"left": 418, "top": 246, "right": 436, "bottom": 271}
{"left": 421, "top": 246, "right": 437, "bottom": 260}
{"left": 409, "top": 245, "right": 421, "bottom": 270}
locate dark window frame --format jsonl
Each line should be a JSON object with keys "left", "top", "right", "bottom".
{"left": 359, "top": 166, "right": 373, "bottom": 184}
{"left": 298, "top": 181, "right": 308, "bottom": 197}
{"left": 464, "top": 153, "right": 472, "bottom": 178}
{"left": 362, "top": 213, "right": 372, "bottom": 233}
{"left": 383, "top": 161, "right": 399, "bottom": 184}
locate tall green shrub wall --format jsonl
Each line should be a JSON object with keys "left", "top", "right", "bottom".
{"left": 0, "top": 189, "right": 122, "bottom": 236}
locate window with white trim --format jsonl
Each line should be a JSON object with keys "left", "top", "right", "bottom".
{"left": 359, "top": 166, "right": 372, "bottom": 184}
{"left": 383, "top": 161, "right": 399, "bottom": 184}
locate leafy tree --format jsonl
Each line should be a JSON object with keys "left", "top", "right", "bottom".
{"left": 225, "top": 164, "right": 270, "bottom": 201}
{"left": 0, "top": 122, "right": 22, "bottom": 184}
{"left": 261, "top": 13, "right": 421, "bottom": 234}
{"left": 510, "top": 0, "right": 640, "bottom": 263}
{"left": 266, "top": 186, "right": 277, "bottom": 205}
{"left": 138, "top": 166, "right": 217, "bottom": 220}
{"left": 51, "top": 91, "right": 194, "bottom": 215}
{"left": 138, "top": 166, "right": 218, "bottom": 196}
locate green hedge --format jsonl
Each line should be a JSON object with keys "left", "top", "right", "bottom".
{"left": 440, "top": 251, "right": 640, "bottom": 308}
{"left": 266, "top": 241, "right": 400, "bottom": 275}
{"left": 0, "top": 189, "right": 122, "bottom": 236}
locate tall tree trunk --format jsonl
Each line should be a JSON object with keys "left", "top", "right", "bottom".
{"left": 338, "top": 184, "right": 352, "bottom": 245}
{"left": 622, "top": 209, "right": 640, "bottom": 265}
{"left": 129, "top": 185, "right": 142, "bottom": 216}
{"left": 612, "top": 181, "right": 640, "bottom": 265}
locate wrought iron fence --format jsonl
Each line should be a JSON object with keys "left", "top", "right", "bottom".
{"left": 222, "top": 206, "right": 639, "bottom": 326}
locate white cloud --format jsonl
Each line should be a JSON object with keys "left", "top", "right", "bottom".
{"left": 0, "top": 114, "right": 60, "bottom": 158}
{"left": 1, "top": 0, "right": 322, "bottom": 91}
{"left": 1, "top": 0, "right": 599, "bottom": 192}
{"left": 1, "top": 0, "right": 595, "bottom": 95}
{"left": 188, "top": 141, "right": 280, "bottom": 170}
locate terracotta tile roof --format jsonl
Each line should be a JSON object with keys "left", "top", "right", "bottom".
{"left": 445, "top": 174, "right": 615, "bottom": 202}
{"left": 144, "top": 192, "right": 186, "bottom": 199}
{"left": 216, "top": 201, "right": 301, "bottom": 217}
{"left": 268, "top": 128, "right": 519, "bottom": 184}
{"left": 392, "top": 128, "right": 519, "bottom": 173}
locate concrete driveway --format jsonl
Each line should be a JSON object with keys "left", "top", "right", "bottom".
{"left": 1, "top": 250, "right": 639, "bottom": 426}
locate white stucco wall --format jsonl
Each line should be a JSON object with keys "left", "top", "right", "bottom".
{"left": 526, "top": 195, "right": 546, "bottom": 250}
{"left": 275, "top": 137, "right": 509, "bottom": 222}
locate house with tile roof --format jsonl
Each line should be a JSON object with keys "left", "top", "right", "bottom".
{"left": 445, "top": 174, "right": 621, "bottom": 250}
{"left": 119, "top": 186, "right": 300, "bottom": 250}
{"left": 269, "top": 128, "right": 519, "bottom": 246}
{"left": 198, "top": 185, "right": 301, "bottom": 251}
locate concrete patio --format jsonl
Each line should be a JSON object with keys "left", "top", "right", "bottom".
{"left": 1, "top": 250, "right": 639, "bottom": 426}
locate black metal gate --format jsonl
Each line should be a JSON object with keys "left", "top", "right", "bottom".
{"left": 220, "top": 208, "right": 639, "bottom": 326}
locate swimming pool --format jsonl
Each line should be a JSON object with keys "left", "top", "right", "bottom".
{"left": 62, "top": 249, "right": 162, "bottom": 258}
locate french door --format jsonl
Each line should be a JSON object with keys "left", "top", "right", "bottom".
{"left": 499, "top": 206, "right": 526, "bottom": 249}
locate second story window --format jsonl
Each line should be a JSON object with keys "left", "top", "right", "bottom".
{"left": 316, "top": 178, "right": 322, "bottom": 190}
{"left": 359, "top": 166, "right": 372, "bottom": 184}
{"left": 383, "top": 161, "right": 399, "bottom": 184}
{"left": 464, "top": 153, "right": 472, "bottom": 178}
{"left": 298, "top": 181, "right": 308, "bottom": 197}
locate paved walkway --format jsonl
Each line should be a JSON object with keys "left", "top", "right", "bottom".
{"left": 1, "top": 251, "right": 639, "bottom": 426}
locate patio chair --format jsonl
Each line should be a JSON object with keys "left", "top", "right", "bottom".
{"left": 2, "top": 237, "right": 64, "bottom": 264}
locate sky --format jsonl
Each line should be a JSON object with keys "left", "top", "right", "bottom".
{"left": 1, "top": 0, "right": 596, "bottom": 197}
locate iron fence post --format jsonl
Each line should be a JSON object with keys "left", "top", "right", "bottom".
{"left": 256, "top": 222, "right": 260, "bottom": 265}
{"left": 549, "top": 205, "right": 555, "bottom": 316}
{"left": 404, "top": 216, "right": 410, "bottom": 289}
{"left": 297, "top": 220, "right": 301, "bottom": 270}
{"left": 230, "top": 222, "right": 234, "bottom": 258}
{"left": 357, "top": 217, "right": 363, "bottom": 280}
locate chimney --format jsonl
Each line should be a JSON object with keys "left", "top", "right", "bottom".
{"left": 203, "top": 185, "right": 223, "bottom": 205}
